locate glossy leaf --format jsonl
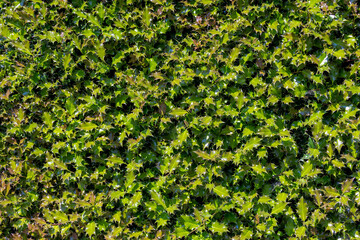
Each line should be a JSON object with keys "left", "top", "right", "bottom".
{"left": 86, "top": 222, "right": 96, "bottom": 237}
{"left": 213, "top": 185, "right": 230, "bottom": 198}
{"left": 271, "top": 202, "right": 287, "bottom": 215}
{"left": 78, "top": 122, "right": 98, "bottom": 131}
{"left": 298, "top": 197, "right": 308, "bottom": 222}
{"left": 169, "top": 108, "right": 187, "bottom": 117}
{"left": 209, "top": 222, "right": 228, "bottom": 235}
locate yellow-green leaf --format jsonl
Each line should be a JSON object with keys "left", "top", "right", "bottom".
{"left": 301, "top": 161, "right": 313, "bottom": 178}
{"left": 240, "top": 229, "right": 253, "bottom": 240}
{"left": 341, "top": 178, "right": 354, "bottom": 193}
{"left": 213, "top": 185, "right": 230, "bottom": 198}
{"left": 175, "top": 227, "right": 189, "bottom": 237}
{"left": 129, "top": 192, "right": 142, "bottom": 208}
{"left": 143, "top": 6, "right": 151, "bottom": 27}
{"left": 209, "top": 222, "right": 228, "bottom": 235}
{"left": 271, "top": 202, "right": 287, "bottom": 214}
{"left": 170, "top": 108, "right": 187, "bottom": 117}
{"left": 52, "top": 211, "right": 68, "bottom": 223}
{"left": 106, "top": 156, "right": 124, "bottom": 164}
{"left": 78, "top": 122, "right": 97, "bottom": 131}
{"left": 86, "top": 222, "right": 96, "bottom": 237}
{"left": 298, "top": 197, "right": 308, "bottom": 222}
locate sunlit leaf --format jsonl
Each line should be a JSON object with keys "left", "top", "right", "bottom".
{"left": 78, "top": 122, "right": 97, "bottom": 131}
{"left": 86, "top": 222, "right": 96, "bottom": 237}
{"left": 213, "top": 185, "right": 230, "bottom": 198}
{"left": 298, "top": 197, "right": 308, "bottom": 222}
{"left": 209, "top": 222, "right": 228, "bottom": 235}
{"left": 271, "top": 202, "right": 287, "bottom": 214}
{"left": 169, "top": 108, "right": 187, "bottom": 116}
{"left": 341, "top": 178, "right": 354, "bottom": 193}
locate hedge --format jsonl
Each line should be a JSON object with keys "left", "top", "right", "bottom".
{"left": 1, "top": 0, "right": 360, "bottom": 239}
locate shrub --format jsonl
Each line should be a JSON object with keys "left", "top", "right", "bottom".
{"left": 0, "top": 0, "right": 359, "bottom": 239}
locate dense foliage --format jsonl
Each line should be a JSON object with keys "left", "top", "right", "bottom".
{"left": 1, "top": 0, "right": 360, "bottom": 239}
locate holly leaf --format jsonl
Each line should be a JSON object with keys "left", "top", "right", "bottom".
{"left": 341, "top": 178, "right": 354, "bottom": 193}
{"left": 148, "top": 58, "right": 157, "bottom": 72}
{"left": 143, "top": 6, "right": 151, "bottom": 27}
{"left": 150, "top": 190, "right": 166, "bottom": 208}
{"left": 301, "top": 161, "right": 313, "bottom": 178}
{"left": 86, "top": 222, "right": 96, "bottom": 237}
{"left": 213, "top": 185, "right": 230, "bottom": 198}
{"left": 52, "top": 211, "right": 68, "bottom": 223}
{"left": 209, "top": 222, "right": 228, "bottom": 235}
{"left": 243, "top": 137, "right": 261, "bottom": 152}
{"left": 240, "top": 229, "right": 253, "bottom": 239}
{"left": 106, "top": 156, "right": 124, "bottom": 164}
{"left": 129, "top": 192, "right": 142, "bottom": 208}
{"left": 175, "top": 227, "right": 189, "bottom": 237}
{"left": 271, "top": 202, "right": 287, "bottom": 214}
{"left": 298, "top": 197, "right": 308, "bottom": 222}
{"left": 170, "top": 108, "right": 187, "bottom": 117}
{"left": 181, "top": 215, "right": 199, "bottom": 229}
{"left": 78, "top": 122, "right": 97, "bottom": 131}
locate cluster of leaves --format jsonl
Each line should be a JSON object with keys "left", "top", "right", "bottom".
{"left": 1, "top": 0, "right": 360, "bottom": 239}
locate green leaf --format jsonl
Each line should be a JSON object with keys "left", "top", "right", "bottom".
{"left": 324, "top": 186, "right": 340, "bottom": 197}
{"left": 209, "top": 222, "right": 228, "bottom": 235}
{"left": 143, "top": 6, "right": 151, "bottom": 27}
{"left": 301, "top": 161, "right": 312, "bottom": 178}
{"left": 87, "top": 14, "right": 101, "bottom": 28}
{"left": 350, "top": 61, "right": 360, "bottom": 75}
{"left": 194, "top": 150, "right": 212, "bottom": 160}
{"left": 110, "top": 191, "right": 125, "bottom": 201}
{"left": 95, "top": 43, "right": 106, "bottom": 61}
{"left": 213, "top": 185, "right": 230, "bottom": 198}
{"left": 285, "top": 217, "right": 295, "bottom": 236}
{"left": 78, "top": 122, "right": 97, "bottom": 131}
{"left": 53, "top": 159, "right": 68, "bottom": 171}
{"left": 298, "top": 197, "right": 308, "bottom": 222}
{"left": 258, "top": 196, "right": 272, "bottom": 204}
{"left": 43, "top": 112, "right": 53, "bottom": 126}
{"left": 129, "top": 192, "right": 142, "bottom": 208}
{"left": 341, "top": 178, "right": 354, "bottom": 193}
{"left": 295, "top": 226, "right": 306, "bottom": 238}
{"left": 240, "top": 229, "right": 253, "bottom": 239}
{"left": 333, "top": 49, "right": 346, "bottom": 59}
{"left": 148, "top": 58, "right": 157, "bottom": 72}
{"left": 181, "top": 215, "right": 198, "bottom": 229}
{"left": 175, "top": 227, "right": 189, "bottom": 237}
{"left": 229, "top": 47, "right": 240, "bottom": 63}
{"left": 86, "top": 222, "right": 96, "bottom": 237}
{"left": 65, "top": 98, "right": 76, "bottom": 116}
{"left": 63, "top": 54, "right": 72, "bottom": 70}
{"left": 125, "top": 171, "right": 135, "bottom": 189}
{"left": 169, "top": 108, "right": 187, "bottom": 117}
{"left": 251, "top": 164, "right": 267, "bottom": 174}
{"left": 52, "top": 211, "right": 68, "bottom": 223}
{"left": 319, "top": 54, "right": 328, "bottom": 66}
{"left": 200, "top": 0, "right": 213, "bottom": 4}
{"left": 271, "top": 202, "right": 287, "bottom": 214}
{"left": 150, "top": 190, "right": 166, "bottom": 208}
{"left": 243, "top": 137, "right": 261, "bottom": 152}
{"left": 168, "top": 154, "right": 180, "bottom": 174}
{"left": 106, "top": 156, "right": 124, "bottom": 164}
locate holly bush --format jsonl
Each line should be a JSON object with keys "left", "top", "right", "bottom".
{"left": 1, "top": 0, "right": 360, "bottom": 239}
